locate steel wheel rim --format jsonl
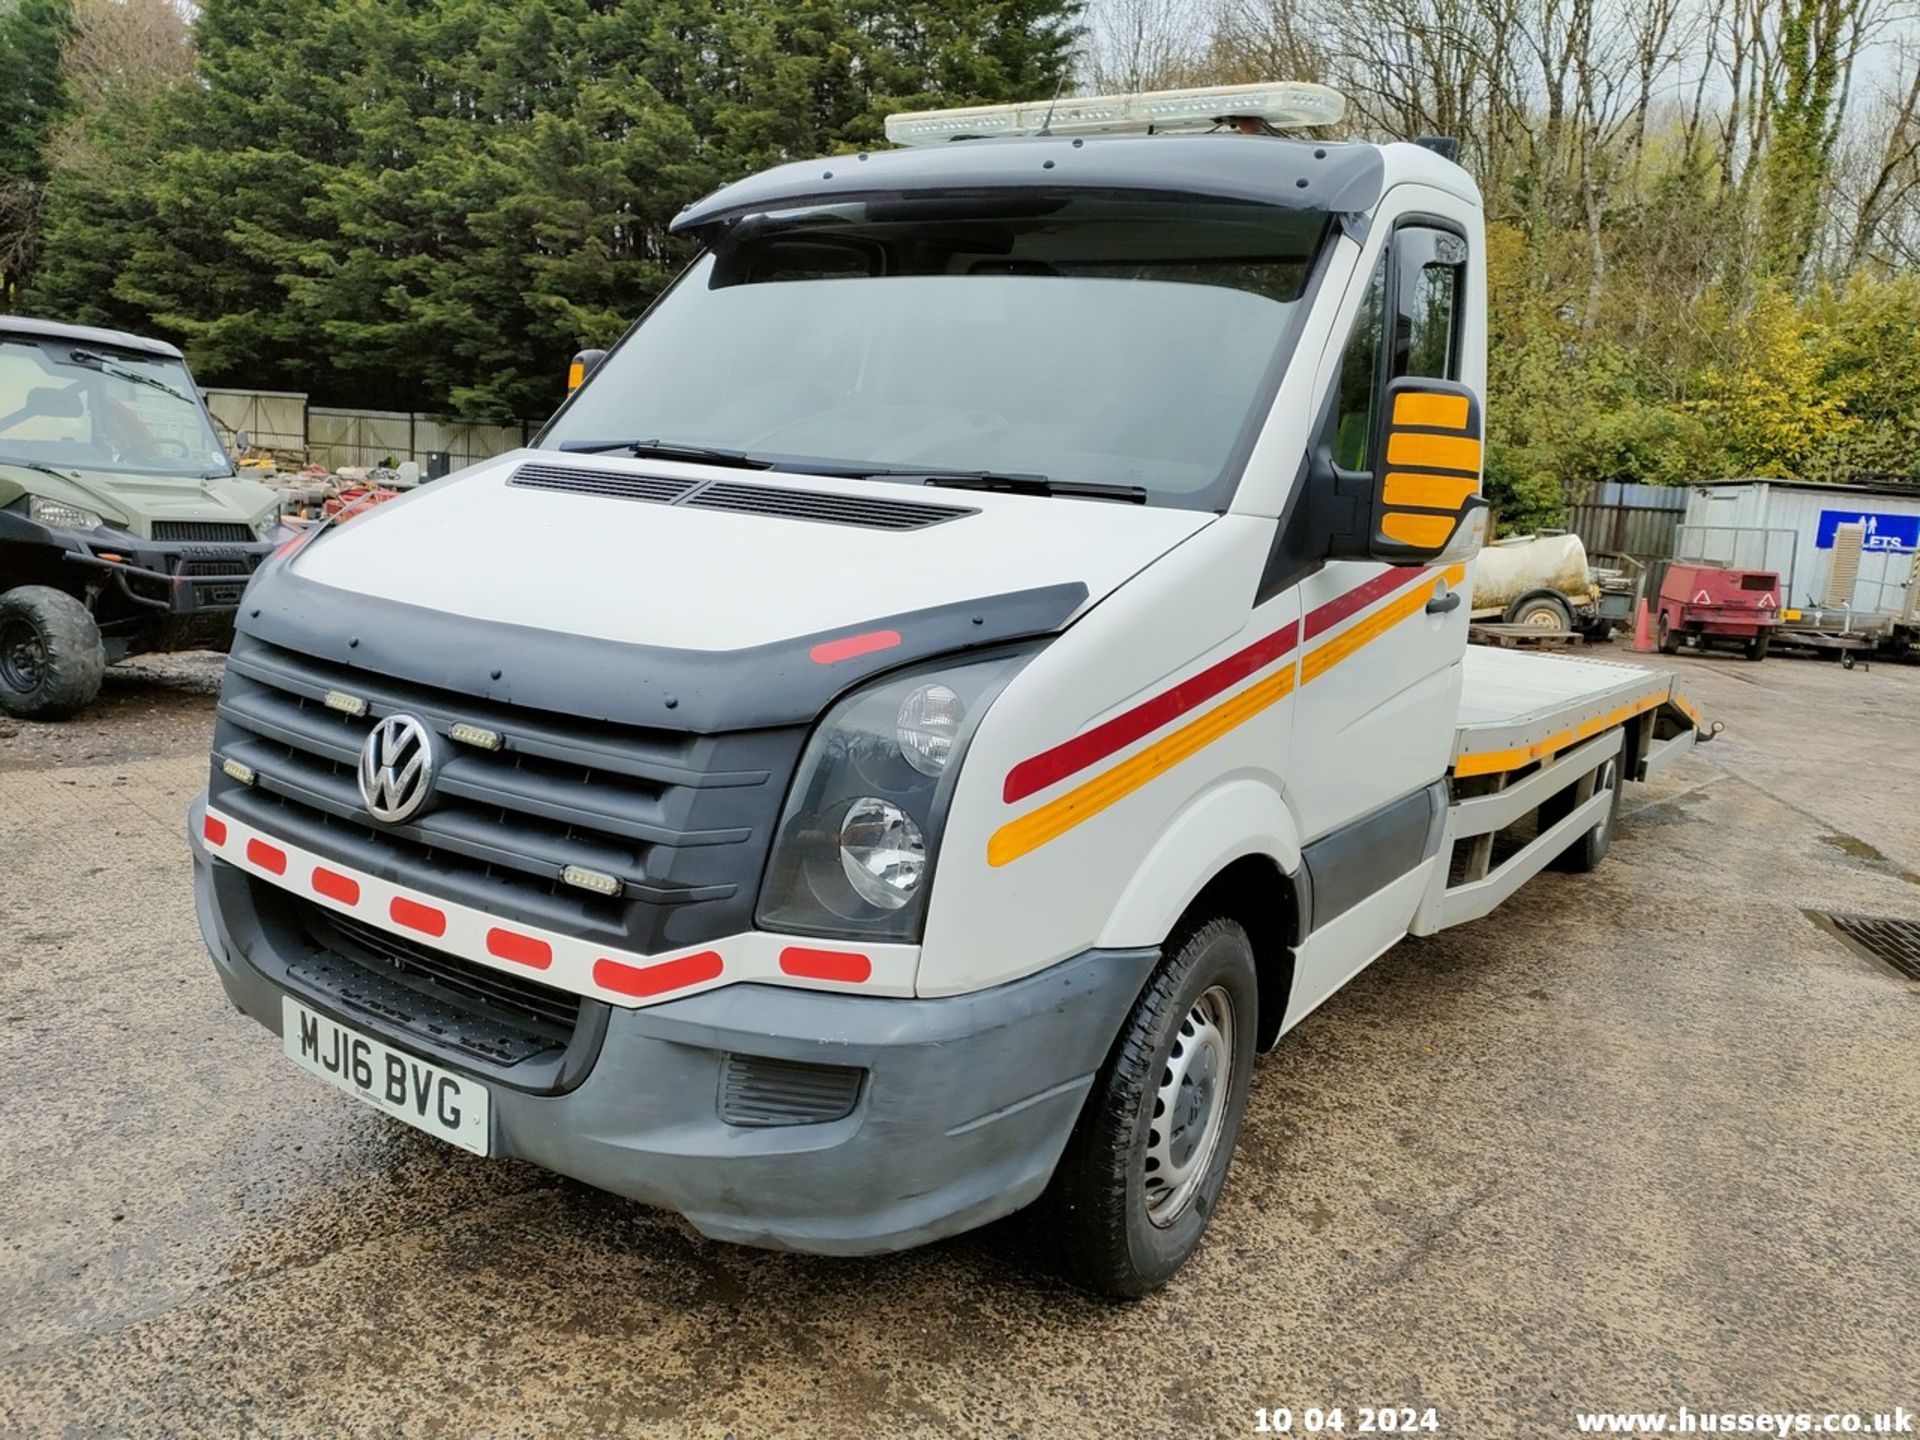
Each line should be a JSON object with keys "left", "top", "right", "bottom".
{"left": 1143, "top": 984, "right": 1236, "bottom": 1227}
{"left": 0, "top": 616, "right": 45, "bottom": 693}
{"left": 1521, "top": 606, "right": 1563, "bottom": 630}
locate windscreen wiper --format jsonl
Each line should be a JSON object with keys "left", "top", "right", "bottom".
{"left": 917, "top": 472, "right": 1149, "bottom": 504}
{"left": 2, "top": 458, "right": 84, "bottom": 485}
{"left": 555, "top": 438, "right": 775, "bottom": 470}
{"left": 67, "top": 349, "right": 198, "bottom": 408}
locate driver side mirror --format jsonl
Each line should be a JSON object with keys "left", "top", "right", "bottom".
{"left": 567, "top": 349, "right": 607, "bottom": 393}
{"left": 1363, "top": 377, "right": 1488, "bottom": 566}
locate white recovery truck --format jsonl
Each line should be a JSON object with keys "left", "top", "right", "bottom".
{"left": 189, "top": 83, "right": 1705, "bottom": 1295}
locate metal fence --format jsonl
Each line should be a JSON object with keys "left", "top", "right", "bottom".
{"left": 306, "top": 406, "right": 532, "bottom": 472}
{"left": 202, "top": 389, "right": 308, "bottom": 454}
{"left": 1566, "top": 480, "right": 1690, "bottom": 568}
{"left": 197, "top": 389, "right": 534, "bottom": 472}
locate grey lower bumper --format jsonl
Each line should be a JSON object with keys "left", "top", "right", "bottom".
{"left": 189, "top": 799, "right": 1157, "bottom": 1255}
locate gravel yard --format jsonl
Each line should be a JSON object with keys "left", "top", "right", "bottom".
{"left": 3, "top": 646, "right": 1916, "bottom": 1439}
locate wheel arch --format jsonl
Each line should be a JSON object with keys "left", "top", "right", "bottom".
{"left": 1094, "top": 779, "right": 1304, "bottom": 1053}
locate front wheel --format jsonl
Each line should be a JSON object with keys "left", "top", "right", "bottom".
{"left": 1040, "top": 916, "right": 1259, "bottom": 1298}
{"left": 0, "top": 585, "right": 107, "bottom": 719}
{"left": 1657, "top": 612, "right": 1680, "bottom": 655}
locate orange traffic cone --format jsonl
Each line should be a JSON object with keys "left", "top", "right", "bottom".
{"left": 1630, "top": 598, "right": 1655, "bottom": 654}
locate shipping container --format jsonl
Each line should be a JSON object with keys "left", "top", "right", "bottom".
{"left": 1679, "top": 479, "right": 1920, "bottom": 617}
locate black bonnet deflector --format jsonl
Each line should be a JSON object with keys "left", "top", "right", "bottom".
{"left": 238, "top": 568, "right": 1088, "bottom": 733}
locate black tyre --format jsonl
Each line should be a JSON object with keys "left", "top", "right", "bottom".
{"left": 1541, "top": 755, "right": 1622, "bottom": 873}
{"left": 1744, "top": 633, "right": 1769, "bottom": 661}
{"left": 1656, "top": 611, "right": 1679, "bottom": 655}
{"left": 1508, "top": 594, "right": 1574, "bottom": 632}
{"left": 1040, "top": 915, "right": 1259, "bottom": 1298}
{"left": 0, "top": 585, "right": 107, "bottom": 719}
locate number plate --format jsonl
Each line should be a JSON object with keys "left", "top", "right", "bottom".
{"left": 282, "top": 997, "right": 491, "bottom": 1155}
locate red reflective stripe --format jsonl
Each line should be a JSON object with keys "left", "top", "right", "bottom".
{"left": 246, "top": 838, "right": 286, "bottom": 875}
{"left": 203, "top": 814, "right": 227, "bottom": 847}
{"left": 809, "top": 629, "right": 901, "bottom": 665}
{"left": 1003, "top": 619, "right": 1300, "bottom": 804}
{"left": 389, "top": 896, "right": 447, "bottom": 937}
{"left": 593, "top": 951, "right": 723, "bottom": 998}
{"left": 778, "top": 946, "right": 872, "bottom": 983}
{"left": 311, "top": 867, "right": 360, "bottom": 906}
{"left": 1302, "top": 566, "right": 1430, "bottom": 639}
{"left": 486, "top": 927, "right": 553, "bottom": 971}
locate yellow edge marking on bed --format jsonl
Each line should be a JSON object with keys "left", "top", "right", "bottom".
{"left": 1452, "top": 690, "right": 1670, "bottom": 778}
{"left": 988, "top": 669, "right": 1296, "bottom": 866}
{"left": 988, "top": 564, "right": 1468, "bottom": 866}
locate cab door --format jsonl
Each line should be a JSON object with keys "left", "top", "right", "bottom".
{"left": 1290, "top": 220, "right": 1475, "bottom": 847}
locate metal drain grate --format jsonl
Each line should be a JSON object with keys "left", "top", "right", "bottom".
{"left": 1811, "top": 912, "right": 1920, "bottom": 981}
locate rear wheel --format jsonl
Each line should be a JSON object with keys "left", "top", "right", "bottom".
{"left": 1656, "top": 611, "right": 1679, "bottom": 654}
{"left": 1744, "top": 633, "right": 1769, "bottom": 661}
{"left": 0, "top": 586, "right": 106, "bottom": 720}
{"left": 1541, "top": 755, "right": 1622, "bottom": 873}
{"left": 1040, "top": 915, "right": 1259, "bottom": 1298}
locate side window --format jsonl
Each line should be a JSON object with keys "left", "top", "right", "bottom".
{"left": 1391, "top": 227, "right": 1466, "bottom": 381}
{"left": 1330, "top": 254, "right": 1385, "bottom": 471}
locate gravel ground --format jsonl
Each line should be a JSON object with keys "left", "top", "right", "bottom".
{"left": 0, "top": 652, "right": 226, "bottom": 772}
{"left": 1, "top": 644, "right": 1916, "bottom": 1439}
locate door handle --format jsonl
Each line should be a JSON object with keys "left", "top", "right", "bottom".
{"left": 1426, "top": 591, "right": 1462, "bottom": 615}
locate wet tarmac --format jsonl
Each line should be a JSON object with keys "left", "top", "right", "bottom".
{"left": 3, "top": 647, "right": 1917, "bottom": 1438}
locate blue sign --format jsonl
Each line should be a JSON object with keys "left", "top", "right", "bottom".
{"left": 1815, "top": 508, "right": 1920, "bottom": 553}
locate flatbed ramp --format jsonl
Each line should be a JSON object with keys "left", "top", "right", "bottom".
{"left": 1411, "top": 648, "right": 1704, "bottom": 935}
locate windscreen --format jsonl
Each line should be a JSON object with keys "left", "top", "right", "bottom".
{"left": 0, "top": 336, "right": 229, "bottom": 478}
{"left": 542, "top": 197, "right": 1331, "bottom": 509}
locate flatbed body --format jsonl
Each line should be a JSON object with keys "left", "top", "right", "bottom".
{"left": 1411, "top": 648, "right": 1699, "bottom": 935}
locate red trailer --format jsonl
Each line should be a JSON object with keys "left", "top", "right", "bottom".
{"left": 1657, "top": 563, "right": 1781, "bottom": 660}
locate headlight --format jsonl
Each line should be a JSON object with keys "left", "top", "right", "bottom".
{"left": 757, "top": 651, "right": 1027, "bottom": 942}
{"left": 28, "top": 495, "right": 104, "bottom": 530}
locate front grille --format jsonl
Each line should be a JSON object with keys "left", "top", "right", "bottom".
{"left": 153, "top": 520, "right": 253, "bottom": 542}
{"left": 210, "top": 634, "right": 806, "bottom": 955}
{"left": 179, "top": 557, "right": 257, "bottom": 576}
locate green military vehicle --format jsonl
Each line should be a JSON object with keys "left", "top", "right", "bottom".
{"left": 0, "top": 315, "right": 286, "bottom": 718}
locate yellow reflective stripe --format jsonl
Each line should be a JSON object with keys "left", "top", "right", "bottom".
{"left": 1382, "top": 471, "right": 1480, "bottom": 509}
{"left": 1391, "top": 392, "right": 1471, "bottom": 430}
{"left": 1671, "top": 692, "right": 1702, "bottom": 728}
{"left": 1453, "top": 691, "right": 1668, "bottom": 777}
{"left": 1386, "top": 431, "right": 1481, "bottom": 473}
{"left": 1380, "top": 512, "right": 1457, "bottom": 548}
{"left": 988, "top": 563, "right": 1468, "bottom": 865}
{"left": 987, "top": 669, "right": 1296, "bottom": 867}
{"left": 567, "top": 362, "right": 586, "bottom": 391}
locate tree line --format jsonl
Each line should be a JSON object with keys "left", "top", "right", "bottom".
{"left": 0, "top": 0, "right": 1077, "bottom": 419}
{"left": 2, "top": 0, "right": 1917, "bottom": 528}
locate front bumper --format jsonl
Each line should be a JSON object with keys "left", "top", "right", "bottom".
{"left": 189, "top": 799, "right": 1156, "bottom": 1255}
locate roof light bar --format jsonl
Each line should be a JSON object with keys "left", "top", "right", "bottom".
{"left": 884, "top": 81, "right": 1346, "bottom": 148}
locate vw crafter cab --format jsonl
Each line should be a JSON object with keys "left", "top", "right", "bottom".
{"left": 190, "top": 83, "right": 1704, "bottom": 1295}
